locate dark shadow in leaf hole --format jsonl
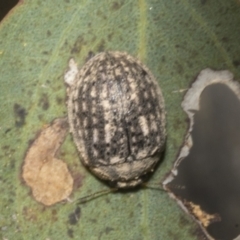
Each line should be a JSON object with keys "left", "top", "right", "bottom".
{"left": 0, "top": 0, "right": 19, "bottom": 21}
{"left": 170, "top": 83, "right": 240, "bottom": 240}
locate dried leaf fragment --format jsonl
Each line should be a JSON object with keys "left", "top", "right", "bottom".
{"left": 186, "top": 201, "right": 220, "bottom": 227}
{"left": 22, "top": 117, "right": 73, "bottom": 206}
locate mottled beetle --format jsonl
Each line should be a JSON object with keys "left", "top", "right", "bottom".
{"left": 64, "top": 51, "right": 166, "bottom": 188}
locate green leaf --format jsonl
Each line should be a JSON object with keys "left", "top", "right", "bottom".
{"left": 0, "top": 0, "right": 240, "bottom": 239}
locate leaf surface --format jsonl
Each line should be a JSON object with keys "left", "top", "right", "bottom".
{"left": 0, "top": 0, "right": 240, "bottom": 239}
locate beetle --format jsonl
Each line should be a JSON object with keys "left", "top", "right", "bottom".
{"left": 64, "top": 51, "right": 166, "bottom": 188}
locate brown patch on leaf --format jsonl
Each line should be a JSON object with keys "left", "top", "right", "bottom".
{"left": 22, "top": 117, "right": 73, "bottom": 206}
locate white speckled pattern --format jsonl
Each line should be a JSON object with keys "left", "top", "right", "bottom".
{"left": 64, "top": 51, "right": 166, "bottom": 188}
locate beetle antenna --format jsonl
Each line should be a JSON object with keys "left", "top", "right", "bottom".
{"left": 76, "top": 188, "right": 118, "bottom": 204}
{"left": 142, "top": 182, "right": 185, "bottom": 191}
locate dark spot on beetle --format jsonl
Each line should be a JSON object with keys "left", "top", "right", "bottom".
{"left": 137, "top": 140, "right": 144, "bottom": 148}
{"left": 68, "top": 207, "right": 81, "bottom": 225}
{"left": 67, "top": 228, "right": 74, "bottom": 238}
{"left": 141, "top": 69, "right": 147, "bottom": 77}
{"left": 42, "top": 51, "right": 49, "bottom": 55}
{"left": 13, "top": 103, "right": 27, "bottom": 127}
{"left": 85, "top": 68, "right": 91, "bottom": 76}
{"left": 82, "top": 111, "right": 88, "bottom": 117}
{"left": 38, "top": 93, "right": 49, "bottom": 110}
{"left": 47, "top": 30, "right": 51, "bottom": 37}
